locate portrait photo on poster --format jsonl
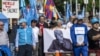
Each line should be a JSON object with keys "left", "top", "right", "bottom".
{"left": 44, "top": 28, "right": 72, "bottom": 53}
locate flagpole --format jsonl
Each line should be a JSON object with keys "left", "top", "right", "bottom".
{"left": 70, "top": 0, "right": 72, "bottom": 13}
{"left": 99, "top": 0, "right": 100, "bottom": 23}
{"left": 93, "top": 0, "right": 95, "bottom": 16}
{"left": 10, "top": 19, "right": 12, "bottom": 29}
{"left": 64, "top": 1, "right": 67, "bottom": 20}
{"left": 76, "top": 0, "right": 78, "bottom": 16}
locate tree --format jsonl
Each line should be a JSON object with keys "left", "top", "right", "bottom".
{"left": 0, "top": 0, "right": 1, "bottom": 8}
{"left": 0, "top": 0, "right": 99, "bottom": 13}
{"left": 54, "top": 0, "right": 65, "bottom": 15}
{"left": 54, "top": 0, "right": 99, "bottom": 14}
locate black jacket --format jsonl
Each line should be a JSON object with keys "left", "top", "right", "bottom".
{"left": 48, "top": 38, "right": 72, "bottom": 52}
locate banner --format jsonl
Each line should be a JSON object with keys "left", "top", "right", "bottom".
{"left": 44, "top": 28, "right": 72, "bottom": 53}
{"left": 2, "top": 0, "right": 19, "bottom": 18}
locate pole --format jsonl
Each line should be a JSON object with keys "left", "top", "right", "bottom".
{"left": 99, "top": 0, "right": 100, "bottom": 23}
{"left": 64, "top": 1, "right": 67, "bottom": 21}
{"left": 70, "top": 0, "right": 72, "bottom": 13}
{"left": 76, "top": 0, "right": 78, "bottom": 16}
{"left": 85, "top": 4, "right": 87, "bottom": 17}
{"left": 93, "top": 6, "right": 95, "bottom": 16}
{"left": 86, "top": 4, "right": 87, "bottom": 12}
{"left": 10, "top": 19, "right": 12, "bottom": 29}
{"left": 93, "top": 0, "right": 95, "bottom": 16}
{"left": 84, "top": 0, "right": 88, "bottom": 17}
{"left": 64, "top": 3, "right": 66, "bottom": 19}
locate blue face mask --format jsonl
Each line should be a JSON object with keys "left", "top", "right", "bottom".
{"left": 54, "top": 30, "right": 64, "bottom": 43}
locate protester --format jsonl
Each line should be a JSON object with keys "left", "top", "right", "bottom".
{"left": 55, "top": 20, "right": 63, "bottom": 29}
{"left": 53, "top": 20, "right": 64, "bottom": 32}
{"left": 66, "top": 16, "right": 76, "bottom": 29}
{"left": 37, "top": 16, "right": 49, "bottom": 56}
{"left": 15, "top": 18, "right": 36, "bottom": 56}
{"left": 9, "top": 19, "right": 19, "bottom": 56}
{"left": 84, "top": 16, "right": 92, "bottom": 30}
{"left": 0, "top": 21, "right": 11, "bottom": 56}
{"left": 72, "top": 18, "right": 78, "bottom": 24}
{"left": 70, "top": 18, "right": 88, "bottom": 56}
{"left": 64, "top": 16, "right": 76, "bottom": 42}
{"left": 87, "top": 17, "right": 100, "bottom": 56}
{"left": 31, "top": 20, "right": 41, "bottom": 56}
{"left": 62, "top": 17, "right": 77, "bottom": 43}
{"left": 49, "top": 17, "right": 57, "bottom": 29}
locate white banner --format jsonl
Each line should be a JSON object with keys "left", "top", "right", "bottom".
{"left": 2, "top": 0, "right": 19, "bottom": 18}
{"left": 44, "top": 28, "right": 72, "bottom": 53}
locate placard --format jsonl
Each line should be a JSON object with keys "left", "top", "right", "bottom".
{"left": 2, "top": 0, "right": 19, "bottom": 18}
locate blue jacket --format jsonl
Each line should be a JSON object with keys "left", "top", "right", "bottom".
{"left": 15, "top": 27, "right": 35, "bottom": 47}
{"left": 70, "top": 24, "right": 88, "bottom": 46}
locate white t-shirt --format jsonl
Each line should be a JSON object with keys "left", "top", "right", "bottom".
{"left": 32, "top": 27, "right": 39, "bottom": 42}
{"left": 65, "top": 22, "right": 73, "bottom": 42}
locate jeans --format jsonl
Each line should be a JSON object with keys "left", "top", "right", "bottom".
{"left": 73, "top": 46, "right": 88, "bottom": 56}
{"left": 0, "top": 45, "right": 12, "bottom": 56}
{"left": 17, "top": 44, "right": 33, "bottom": 56}
{"left": 33, "top": 42, "right": 39, "bottom": 56}
{"left": 9, "top": 43, "right": 15, "bottom": 56}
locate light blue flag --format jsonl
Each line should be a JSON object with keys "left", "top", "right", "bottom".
{"left": 66, "top": 3, "right": 73, "bottom": 21}
{"left": 77, "top": 7, "right": 85, "bottom": 19}
{"left": 20, "top": 0, "right": 26, "bottom": 8}
{"left": 20, "top": 0, "right": 26, "bottom": 19}
{"left": 29, "top": 0, "right": 38, "bottom": 20}
{"left": 81, "top": 7, "right": 85, "bottom": 18}
{"left": 23, "top": 8, "right": 38, "bottom": 25}
{"left": 66, "top": 3, "right": 70, "bottom": 20}
{"left": 29, "top": 0, "right": 37, "bottom": 8}
{"left": 26, "top": 9, "right": 33, "bottom": 25}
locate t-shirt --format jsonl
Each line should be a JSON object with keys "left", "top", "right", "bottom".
{"left": 88, "top": 29, "right": 100, "bottom": 49}
{"left": 66, "top": 22, "right": 73, "bottom": 29}
{"left": 0, "top": 30, "right": 9, "bottom": 45}
{"left": 32, "top": 27, "right": 39, "bottom": 42}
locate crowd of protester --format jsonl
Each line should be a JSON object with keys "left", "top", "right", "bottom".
{"left": 0, "top": 15, "right": 100, "bottom": 56}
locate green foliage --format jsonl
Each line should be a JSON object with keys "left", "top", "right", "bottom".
{"left": 0, "top": 0, "right": 99, "bottom": 13}
{"left": 0, "top": 0, "right": 1, "bottom": 8}
{"left": 54, "top": 0, "right": 99, "bottom": 13}
{"left": 54, "top": 0, "right": 65, "bottom": 14}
